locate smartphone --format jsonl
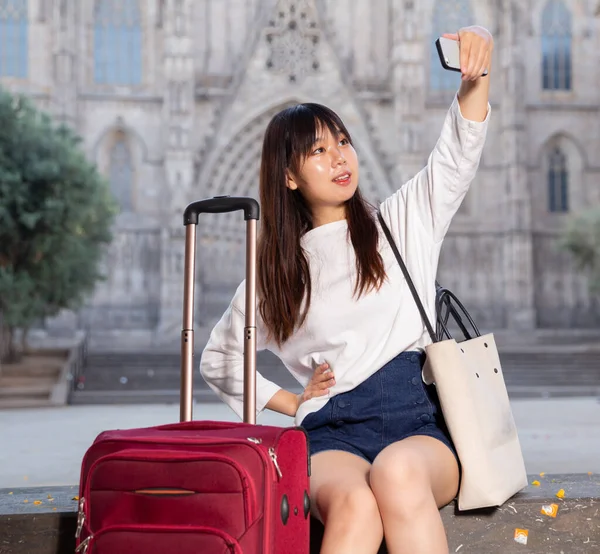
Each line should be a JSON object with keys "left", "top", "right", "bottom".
{"left": 436, "top": 36, "right": 488, "bottom": 77}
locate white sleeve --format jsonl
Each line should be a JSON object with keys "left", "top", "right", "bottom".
{"left": 199, "top": 281, "right": 282, "bottom": 420}
{"left": 380, "top": 93, "right": 491, "bottom": 245}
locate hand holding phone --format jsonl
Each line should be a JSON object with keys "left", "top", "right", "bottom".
{"left": 436, "top": 36, "right": 489, "bottom": 78}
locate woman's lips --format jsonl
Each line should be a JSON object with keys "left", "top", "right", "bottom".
{"left": 333, "top": 172, "right": 352, "bottom": 186}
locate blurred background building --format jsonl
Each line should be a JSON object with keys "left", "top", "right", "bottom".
{"left": 1, "top": 0, "right": 599, "bottom": 349}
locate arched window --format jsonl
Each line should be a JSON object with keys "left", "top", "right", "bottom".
{"left": 548, "top": 146, "right": 568, "bottom": 213}
{"left": 94, "top": 0, "right": 142, "bottom": 85}
{"left": 0, "top": 0, "right": 28, "bottom": 78}
{"left": 430, "top": 0, "right": 473, "bottom": 92}
{"left": 541, "top": 0, "right": 572, "bottom": 90}
{"left": 109, "top": 137, "right": 133, "bottom": 212}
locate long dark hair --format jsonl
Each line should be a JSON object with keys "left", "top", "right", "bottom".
{"left": 257, "top": 103, "right": 386, "bottom": 346}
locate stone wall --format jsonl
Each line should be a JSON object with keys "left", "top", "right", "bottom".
{"left": 1, "top": 0, "right": 598, "bottom": 343}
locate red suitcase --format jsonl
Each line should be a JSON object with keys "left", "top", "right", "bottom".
{"left": 75, "top": 196, "right": 311, "bottom": 554}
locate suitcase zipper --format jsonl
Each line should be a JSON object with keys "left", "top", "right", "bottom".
{"left": 80, "top": 436, "right": 274, "bottom": 497}
{"left": 248, "top": 437, "right": 282, "bottom": 479}
{"left": 75, "top": 535, "right": 91, "bottom": 553}
{"left": 268, "top": 447, "right": 283, "bottom": 479}
{"left": 75, "top": 497, "right": 85, "bottom": 539}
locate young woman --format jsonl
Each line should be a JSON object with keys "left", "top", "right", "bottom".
{"left": 201, "top": 27, "right": 493, "bottom": 554}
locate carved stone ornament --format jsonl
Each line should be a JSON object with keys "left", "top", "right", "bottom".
{"left": 265, "top": 0, "right": 320, "bottom": 83}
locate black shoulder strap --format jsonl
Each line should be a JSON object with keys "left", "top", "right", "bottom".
{"left": 377, "top": 210, "right": 437, "bottom": 344}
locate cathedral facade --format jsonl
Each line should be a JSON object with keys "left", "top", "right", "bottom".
{"left": 2, "top": 0, "right": 599, "bottom": 346}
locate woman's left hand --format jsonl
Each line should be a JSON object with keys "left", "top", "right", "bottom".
{"left": 443, "top": 26, "right": 494, "bottom": 82}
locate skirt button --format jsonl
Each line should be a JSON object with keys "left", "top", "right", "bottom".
{"left": 335, "top": 420, "right": 345, "bottom": 427}
{"left": 420, "top": 414, "right": 431, "bottom": 423}
{"left": 411, "top": 376, "right": 419, "bottom": 386}
{"left": 337, "top": 400, "right": 347, "bottom": 408}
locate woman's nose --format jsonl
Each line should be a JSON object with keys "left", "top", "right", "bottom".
{"left": 332, "top": 149, "right": 346, "bottom": 165}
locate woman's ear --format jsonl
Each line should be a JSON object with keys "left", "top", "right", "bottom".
{"left": 286, "top": 171, "right": 299, "bottom": 191}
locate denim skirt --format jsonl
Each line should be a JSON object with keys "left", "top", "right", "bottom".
{"left": 300, "top": 351, "right": 458, "bottom": 464}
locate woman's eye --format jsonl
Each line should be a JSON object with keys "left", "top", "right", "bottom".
{"left": 339, "top": 138, "right": 349, "bottom": 146}
{"left": 312, "top": 147, "right": 324, "bottom": 155}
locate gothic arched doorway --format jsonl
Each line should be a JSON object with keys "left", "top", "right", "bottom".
{"left": 195, "top": 102, "right": 389, "bottom": 325}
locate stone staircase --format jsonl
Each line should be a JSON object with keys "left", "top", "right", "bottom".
{"left": 69, "top": 346, "right": 600, "bottom": 405}
{"left": 0, "top": 351, "right": 71, "bottom": 409}
{"left": 70, "top": 350, "right": 299, "bottom": 404}
{"left": 0, "top": 333, "right": 87, "bottom": 409}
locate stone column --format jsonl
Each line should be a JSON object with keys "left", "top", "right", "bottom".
{"left": 51, "top": 0, "right": 78, "bottom": 127}
{"left": 162, "top": 0, "right": 196, "bottom": 216}
{"left": 157, "top": 0, "right": 198, "bottom": 340}
{"left": 390, "top": 0, "right": 427, "bottom": 185}
{"left": 499, "top": 1, "right": 536, "bottom": 330}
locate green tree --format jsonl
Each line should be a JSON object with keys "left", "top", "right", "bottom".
{"left": 560, "top": 207, "right": 600, "bottom": 296}
{"left": 0, "top": 89, "right": 116, "bottom": 362}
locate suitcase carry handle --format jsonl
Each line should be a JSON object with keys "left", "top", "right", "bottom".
{"left": 181, "top": 195, "right": 260, "bottom": 425}
{"left": 183, "top": 195, "right": 260, "bottom": 224}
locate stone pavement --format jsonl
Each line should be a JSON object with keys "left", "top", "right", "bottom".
{"left": 1, "top": 397, "right": 599, "bottom": 488}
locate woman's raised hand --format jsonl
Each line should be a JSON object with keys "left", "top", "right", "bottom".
{"left": 443, "top": 26, "right": 494, "bottom": 82}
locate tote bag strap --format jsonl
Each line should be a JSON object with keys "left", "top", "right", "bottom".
{"left": 377, "top": 210, "right": 437, "bottom": 344}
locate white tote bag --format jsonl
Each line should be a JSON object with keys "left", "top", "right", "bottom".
{"left": 378, "top": 213, "right": 528, "bottom": 511}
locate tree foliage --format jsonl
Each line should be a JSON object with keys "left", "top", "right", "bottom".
{"left": 0, "top": 89, "right": 116, "bottom": 361}
{"left": 560, "top": 207, "right": 600, "bottom": 296}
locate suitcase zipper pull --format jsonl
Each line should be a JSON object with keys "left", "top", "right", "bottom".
{"left": 269, "top": 447, "right": 283, "bottom": 479}
{"left": 75, "top": 535, "right": 92, "bottom": 553}
{"left": 75, "top": 497, "right": 86, "bottom": 539}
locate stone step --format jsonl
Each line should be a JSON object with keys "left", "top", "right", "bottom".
{"left": 1, "top": 476, "right": 598, "bottom": 554}
{"left": 0, "top": 384, "right": 53, "bottom": 398}
{"left": 0, "top": 376, "right": 56, "bottom": 388}
{"left": 507, "top": 385, "right": 600, "bottom": 398}
{"left": 0, "top": 346, "right": 81, "bottom": 409}
{"left": 0, "top": 366, "right": 61, "bottom": 378}
{"left": 69, "top": 385, "right": 600, "bottom": 406}
{"left": 0, "top": 397, "right": 56, "bottom": 409}
{"left": 70, "top": 389, "right": 231, "bottom": 405}
{"left": 82, "top": 355, "right": 600, "bottom": 371}
{"left": 83, "top": 359, "right": 600, "bottom": 371}
{"left": 78, "top": 373, "right": 297, "bottom": 391}
{"left": 73, "top": 349, "right": 600, "bottom": 403}
{"left": 82, "top": 355, "right": 600, "bottom": 377}
{"left": 76, "top": 370, "right": 600, "bottom": 391}
{"left": 78, "top": 351, "right": 298, "bottom": 390}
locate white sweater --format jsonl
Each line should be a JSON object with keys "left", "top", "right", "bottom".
{"left": 200, "top": 94, "right": 491, "bottom": 426}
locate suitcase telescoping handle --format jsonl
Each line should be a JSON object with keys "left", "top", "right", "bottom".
{"left": 181, "top": 195, "right": 260, "bottom": 424}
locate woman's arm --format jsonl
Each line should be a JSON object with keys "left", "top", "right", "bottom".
{"left": 453, "top": 26, "right": 493, "bottom": 123}
{"left": 457, "top": 77, "right": 490, "bottom": 123}
{"left": 379, "top": 26, "right": 493, "bottom": 246}
{"left": 266, "top": 389, "right": 299, "bottom": 417}
{"left": 200, "top": 281, "right": 282, "bottom": 419}
{"left": 266, "top": 361, "right": 335, "bottom": 417}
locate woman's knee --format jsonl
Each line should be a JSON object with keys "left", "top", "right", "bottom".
{"left": 370, "top": 449, "right": 432, "bottom": 513}
{"left": 317, "top": 483, "right": 382, "bottom": 529}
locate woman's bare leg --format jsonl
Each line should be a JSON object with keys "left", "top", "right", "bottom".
{"left": 311, "top": 450, "right": 384, "bottom": 554}
{"left": 369, "top": 436, "right": 459, "bottom": 554}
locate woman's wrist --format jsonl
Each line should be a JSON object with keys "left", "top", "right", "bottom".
{"left": 265, "top": 389, "right": 300, "bottom": 417}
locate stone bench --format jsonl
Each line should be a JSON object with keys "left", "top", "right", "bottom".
{"left": 0, "top": 475, "right": 598, "bottom": 553}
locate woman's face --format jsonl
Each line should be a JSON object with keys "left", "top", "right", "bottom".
{"left": 287, "top": 125, "right": 359, "bottom": 224}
